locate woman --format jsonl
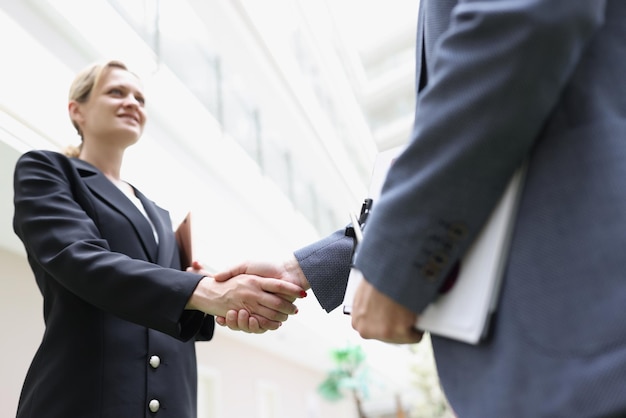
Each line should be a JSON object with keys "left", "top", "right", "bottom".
{"left": 12, "top": 60, "right": 304, "bottom": 417}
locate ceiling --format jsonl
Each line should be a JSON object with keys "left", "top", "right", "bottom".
{"left": 322, "top": 0, "right": 418, "bottom": 150}
{"left": 234, "top": 0, "right": 419, "bottom": 152}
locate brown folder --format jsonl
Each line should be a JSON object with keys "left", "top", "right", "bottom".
{"left": 175, "top": 211, "right": 193, "bottom": 270}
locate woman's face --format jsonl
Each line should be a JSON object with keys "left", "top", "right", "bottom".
{"left": 72, "top": 67, "right": 147, "bottom": 147}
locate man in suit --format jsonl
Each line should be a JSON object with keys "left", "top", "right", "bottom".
{"left": 216, "top": 1, "right": 626, "bottom": 416}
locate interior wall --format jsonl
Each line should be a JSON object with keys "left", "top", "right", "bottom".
{"left": 0, "top": 249, "right": 43, "bottom": 418}
{"left": 196, "top": 331, "right": 356, "bottom": 418}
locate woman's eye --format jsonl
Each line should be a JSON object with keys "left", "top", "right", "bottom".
{"left": 109, "top": 88, "right": 123, "bottom": 96}
{"left": 135, "top": 96, "right": 146, "bottom": 106}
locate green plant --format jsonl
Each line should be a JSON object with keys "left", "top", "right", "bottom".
{"left": 317, "top": 345, "right": 370, "bottom": 418}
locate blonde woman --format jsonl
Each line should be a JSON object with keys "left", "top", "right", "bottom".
{"left": 13, "top": 60, "right": 304, "bottom": 417}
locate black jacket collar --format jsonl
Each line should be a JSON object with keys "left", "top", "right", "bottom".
{"left": 70, "top": 158, "right": 175, "bottom": 266}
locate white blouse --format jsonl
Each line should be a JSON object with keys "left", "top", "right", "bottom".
{"left": 114, "top": 181, "right": 159, "bottom": 245}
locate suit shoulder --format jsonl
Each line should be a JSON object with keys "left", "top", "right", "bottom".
{"left": 18, "top": 149, "right": 70, "bottom": 165}
{"left": 15, "top": 149, "right": 77, "bottom": 181}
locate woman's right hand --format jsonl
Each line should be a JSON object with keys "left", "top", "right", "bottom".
{"left": 185, "top": 267, "right": 305, "bottom": 333}
{"left": 210, "top": 256, "right": 310, "bottom": 333}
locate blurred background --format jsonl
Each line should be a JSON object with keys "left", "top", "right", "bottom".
{"left": 0, "top": 0, "right": 453, "bottom": 417}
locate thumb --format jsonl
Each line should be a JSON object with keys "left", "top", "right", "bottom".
{"left": 213, "top": 264, "right": 247, "bottom": 282}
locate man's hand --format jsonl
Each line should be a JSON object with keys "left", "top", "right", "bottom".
{"left": 351, "top": 277, "right": 423, "bottom": 344}
{"left": 213, "top": 255, "right": 310, "bottom": 291}
{"left": 212, "top": 255, "right": 310, "bottom": 332}
{"left": 186, "top": 260, "right": 213, "bottom": 277}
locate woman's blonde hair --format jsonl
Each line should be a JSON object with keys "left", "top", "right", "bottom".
{"left": 64, "top": 60, "right": 129, "bottom": 158}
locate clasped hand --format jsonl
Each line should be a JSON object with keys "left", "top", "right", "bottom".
{"left": 186, "top": 261, "right": 306, "bottom": 333}
{"left": 209, "top": 257, "right": 423, "bottom": 344}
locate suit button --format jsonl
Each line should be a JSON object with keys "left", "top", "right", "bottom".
{"left": 421, "top": 263, "right": 440, "bottom": 281}
{"left": 448, "top": 222, "right": 468, "bottom": 241}
{"left": 149, "top": 355, "right": 161, "bottom": 369}
{"left": 430, "top": 251, "right": 448, "bottom": 267}
{"left": 149, "top": 399, "right": 160, "bottom": 412}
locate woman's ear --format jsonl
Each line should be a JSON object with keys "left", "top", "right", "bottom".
{"left": 68, "top": 101, "right": 84, "bottom": 128}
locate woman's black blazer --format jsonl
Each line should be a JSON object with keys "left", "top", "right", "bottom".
{"left": 13, "top": 150, "right": 214, "bottom": 418}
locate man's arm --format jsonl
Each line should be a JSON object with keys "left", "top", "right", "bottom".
{"left": 355, "top": 1, "right": 605, "bottom": 315}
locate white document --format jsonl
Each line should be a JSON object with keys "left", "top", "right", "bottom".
{"left": 343, "top": 146, "right": 526, "bottom": 344}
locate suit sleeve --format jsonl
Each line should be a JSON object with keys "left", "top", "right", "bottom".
{"left": 13, "top": 150, "right": 206, "bottom": 341}
{"left": 355, "top": 0, "right": 606, "bottom": 313}
{"left": 294, "top": 229, "right": 354, "bottom": 312}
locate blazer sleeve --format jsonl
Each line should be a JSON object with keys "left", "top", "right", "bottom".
{"left": 13, "top": 150, "right": 206, "bottom": 341}
{"left": 354, "top": 1, "right": 606, "bottom": 313}
{"left": 294, "top": 229, "right": 354, "bottom": 312}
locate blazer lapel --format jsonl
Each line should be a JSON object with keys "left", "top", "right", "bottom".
{"left": 71, "top": 158, "right": 159, "bottom": 262}
{"left": 416, "top": 0, "right": 427, "bottom": 92}
{"left": 134, "top": 189, "right": 177, "bottom": 268}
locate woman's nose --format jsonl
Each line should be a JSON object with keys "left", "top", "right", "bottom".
{"left": 123, "top": 94, "right": 141, "bottom": 108}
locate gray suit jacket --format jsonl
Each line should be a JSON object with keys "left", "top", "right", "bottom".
{"left": 296, "top": 1, "right": 626, "bottom": 416}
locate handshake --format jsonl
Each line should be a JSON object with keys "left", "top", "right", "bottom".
{"left": 185, "top": 256, "right": 310, "bottom": 334}
{"left": 185, "top": 256, "right": 422, "bottom": 344}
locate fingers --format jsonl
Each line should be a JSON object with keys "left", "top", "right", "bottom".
{"left": 351, "top": 278, "right": 422, "bottom": 344}
{"left": 186, "top": 260, "right": 212, "bottom": 277}
{"left": 213, "top": 263, "right": 248, "bottom": 282}
{"left": 353, "top": 317, "right": 424, "bottom": 344}
{"left": 216, "top": 309, "right": 280, "bottom": 334}
{"left": 249, "top": 314, "right": 281, "bottom": 331}
{"left": 232, "top": 310, "right": 264, "bottom": 333}
{"left": 259, "top": 278, "right": 307, "bottom": 300}
{"left": 253, "top": 284, "right": 303, "bottom": 318}
{"left": 220, "top": 275, "right": 303, "bottom": 318}
{"left": 247, "top": 299, "right": 291, "bottom": 322}
{"left": 213, "top": 259, "right": 286, "bottom": 283}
